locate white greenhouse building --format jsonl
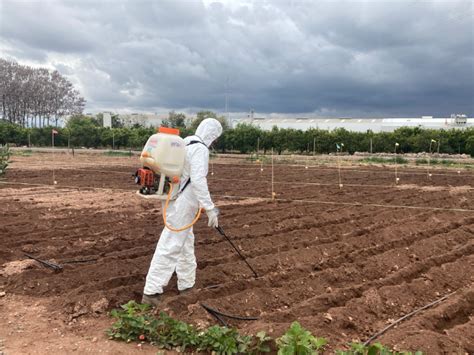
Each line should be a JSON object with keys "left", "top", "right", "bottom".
{"left": 233, "top": 115, "right": 473, "bottom": 132}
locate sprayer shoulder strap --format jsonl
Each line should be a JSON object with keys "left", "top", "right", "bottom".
{"left": 187, "top": 140, "right": 207, "bottom": 148}
{"left": 179, "top": 140, "right": 208, "bottom": 193}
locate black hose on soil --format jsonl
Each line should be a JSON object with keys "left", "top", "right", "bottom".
{"left": 201, "top": 303, "right": 259, "bottom": 327}
{"left": 363, "top": 291, "right": 456, "bottom": 345}
{"left": 24, "top": 253, "right": 63, "bottom": 272}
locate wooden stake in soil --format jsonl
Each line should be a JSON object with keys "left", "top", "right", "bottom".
{"left": 271, "top": 148, "right": 275, "bottom": 201}
{"left": 394, "top": 142, "right": 400, "bottom": 184}
{"left": 427, "top": 139, "right": 436, "bottom": 179}
{"left": 305, "top": 142, "right": 309, "bottom": 169}
{"left": 51, "top": 128, "right": 58, "bottom": 185}
{"left": 336, "top": 143, "right": 343, "bottom": 189}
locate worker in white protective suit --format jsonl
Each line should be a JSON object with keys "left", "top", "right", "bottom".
{"left": 142, "top": 118, "right": 222, "bottom": 306}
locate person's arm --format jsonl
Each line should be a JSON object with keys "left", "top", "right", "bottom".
{"left": 189, "top": 146, "right": 215, "bottom": 211}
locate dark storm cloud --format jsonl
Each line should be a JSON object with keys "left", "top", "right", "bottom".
{"left": 0, "top": 0, "right": 472, "bottom": 116}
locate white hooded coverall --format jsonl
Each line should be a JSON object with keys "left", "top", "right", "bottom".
{"left": 144, "top": 118, "right": 223, "bottom": 295}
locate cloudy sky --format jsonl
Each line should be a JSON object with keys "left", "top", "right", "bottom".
{"left": 1, "top": 0, "right": 473, "bottom": 117}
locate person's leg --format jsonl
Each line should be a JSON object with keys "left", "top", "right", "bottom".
{"left": 176, "top": 228, "right": 197, "bottom": 292}
{"left": 143, "top": 198, "right": 190, "bottom": 296}
{"left": 144, "top": 226, "right": 190, "bottom": 294}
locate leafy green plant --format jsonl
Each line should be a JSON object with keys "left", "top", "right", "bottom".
{"left": 335, "top": 342, "right": 423, "bottom": 355}
{"left": 154, "top": 312, "right": 200, "bottom": 351}
{"left": 198, "top": 325, "right": 244, "bottom": 354}
{"left": 108, "top": 302, "right": 422, "bottom": 355}
{"left": 107, "top": 300, "right": 159, "bottom": 342}
{"left": 0, "top": 144, "right": 11, "bottom": 177}
{"left": 276, "top": 321, "right": 327, "bottom": 355}
{"left": 250, "top": 331, "right": 273, "bottom": 354}
{"left": 107, "top": 301, "right": 271, "bottom": 354}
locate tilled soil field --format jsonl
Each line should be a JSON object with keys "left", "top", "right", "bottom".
{"left": 1, "top": 154, "right": 473, "bottom": 353}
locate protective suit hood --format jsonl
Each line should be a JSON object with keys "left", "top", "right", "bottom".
{"left": 195, "top": 118, "right": 223, "bottom": 147}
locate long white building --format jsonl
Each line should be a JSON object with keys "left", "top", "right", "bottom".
{"left": 234, "top": 115, "right": 473, "bottom": 132}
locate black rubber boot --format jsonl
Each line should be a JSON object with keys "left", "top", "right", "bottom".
{"left": 141, "top": 293, "right": 161, "bottom": 307}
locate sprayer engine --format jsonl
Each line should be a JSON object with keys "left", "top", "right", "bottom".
{"left": 134, "top": 168, "right": 172, "bottom": 195}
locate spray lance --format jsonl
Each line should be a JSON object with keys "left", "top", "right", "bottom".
{"left": 215, "top": 225, "right": 259, "bottom": 278}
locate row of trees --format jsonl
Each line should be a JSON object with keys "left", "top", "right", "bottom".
{"left": 1, "top": 115, "right": 473, "bottom": 156}
{"left": 0, "top": 58, "right": 85, "bottom": 128}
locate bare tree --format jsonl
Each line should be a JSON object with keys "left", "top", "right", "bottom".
{"left": 0, "top": 58, "right": 85, "bottom": 127}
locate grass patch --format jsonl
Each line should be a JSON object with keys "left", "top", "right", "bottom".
{"left": 246, "top": 154, "right": 271, "bottom": 164}
{"left": 415, "top": 158, "right": 428, "bottom": 165}
{"left": 11, "top": 149, "right": 33, "bottom": 156}
{"left": 360, "top": 156, "right": 408, "bottom": 165}
{"left": 415, "top": 158, "right": 474, "bottom": 168}
{"left": 104, "top": 150, "right": 134, "bottom": 157}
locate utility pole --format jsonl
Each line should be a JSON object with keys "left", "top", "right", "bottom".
{"left": 313, "top": 137, "right": 316, "bottom": 156}
{"left": 370, "top": 138, "right": 373, "bottom": 154}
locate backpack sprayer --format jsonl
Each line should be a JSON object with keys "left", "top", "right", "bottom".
{"left": 134, "top": 127, "right": 202, "bottom": 232}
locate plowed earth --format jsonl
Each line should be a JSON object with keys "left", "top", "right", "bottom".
{"left": 1, "top": 154, "right": 473, "bottom": 354}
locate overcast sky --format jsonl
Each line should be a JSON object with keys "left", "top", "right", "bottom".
{"left": 1, "top": 0, "right": 473, "bottom": 117}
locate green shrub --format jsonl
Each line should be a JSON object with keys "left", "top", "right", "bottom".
{"left": 415, "top": 158, "right": 428, "bottom": 165}
{"left": 0, "top": 144, "right": 10, "bottom": 176}
{"left": 276, "top": 321, "right": 327, "bottom": 355}
{"left": 360, "top": 157, "right": 407, "bottom": 165}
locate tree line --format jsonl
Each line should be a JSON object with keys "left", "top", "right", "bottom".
{"left": 0, "top": 58, "right": 85, "bottom": 128}
{"left": 1, "top": 113, "right": 473, "bottom": 156}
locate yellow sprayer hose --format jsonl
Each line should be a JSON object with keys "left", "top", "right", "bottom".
{"left": 163, "top": 182, "right": 202, "bottom": 232}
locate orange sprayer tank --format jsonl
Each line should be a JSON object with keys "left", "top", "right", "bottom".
{"left": 139, "top": 127, "right": 185, "bottom": 199}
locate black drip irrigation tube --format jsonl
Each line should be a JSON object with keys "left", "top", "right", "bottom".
{"left": 24, "top": 253, "right": 63, "bottom": 272}
{"left": 363, "top": 291, "right": 456, "bottom": 345}
{"left": 24, "top": 253, "right": 99, "bottom": 271}
{"left": 61, "top": 258, "right": 98, "bottom": 264}
{"left": 201, "top": 303, "right": 259, "bottom": 327}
